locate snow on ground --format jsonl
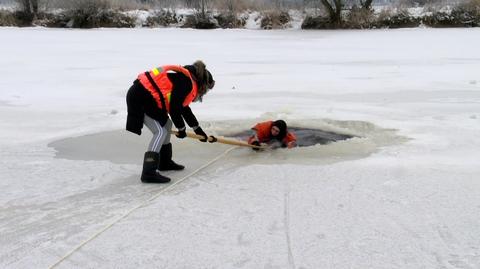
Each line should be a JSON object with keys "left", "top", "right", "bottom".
{"left": 0, "top": 27, "right": 480, "bottom": 269}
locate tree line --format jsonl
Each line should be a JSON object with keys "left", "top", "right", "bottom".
{"left": 8, "top": 0, "right": 392, "bottom": 24}
{"left": 6, "top": 0, "right": 479, "bottom": 28}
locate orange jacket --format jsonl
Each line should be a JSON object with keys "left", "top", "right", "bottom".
{"left": 137, "top": 65, "right": 197, "bottom": 112}
{"left": 248, "top": 121, "right": 296, "bottom": 147}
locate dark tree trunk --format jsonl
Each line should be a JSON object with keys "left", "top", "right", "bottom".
{"left": 17, "top": 0, "right": 37, "bottom": 24}
{"left": 226, "top": 0, "right": 234, "bottom": 13}
{"left": 201, "top": 0, "right": 206, "bottom": 18}
{"left": 320, "top": 0, "right": 343, "bottom": 25}
{"left": 20, "top": 0, "right": 38, "bottom": 15}
{"left": 32, "top": 0, "right": 38, "bottom": 14}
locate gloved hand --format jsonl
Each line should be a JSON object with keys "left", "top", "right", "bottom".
{"left": 251, "top": 140, "right": 261, "bottom": 151}
{"left": 176, "top": 129, "right": 187, "bottom": 139}
{"left": 208, "top": 136, "right": 217, "bottom": 143}
{"left": 287, "top": 141, "right": 296, "bottom": 149}
{"left": 194, "top": 127, "right": 208, "bottom": 142}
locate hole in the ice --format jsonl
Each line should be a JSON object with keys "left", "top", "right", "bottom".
{"left": 48, "top": 119, "right": 408, "bottom": 166}
{"left": 228, "top": 127, "right": 355, "bottom": 148}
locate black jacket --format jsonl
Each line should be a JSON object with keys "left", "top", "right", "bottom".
{"left": 126, "top": 65, "right": 199, "bottom": 135}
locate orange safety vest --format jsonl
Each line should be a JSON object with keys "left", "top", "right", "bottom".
{"left": 137, "top": 65, "right": 197, "bottom": 112}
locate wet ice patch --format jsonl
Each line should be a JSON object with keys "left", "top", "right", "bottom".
{"left": 49, "top": 118, "right": 407, "bottom": 167}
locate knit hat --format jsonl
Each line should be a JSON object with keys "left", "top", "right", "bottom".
{"left": 206, "top": 70, "right": 215, "bottom": 89}
{"left": 191, "top": 60, "right": 215, "bottom": 101}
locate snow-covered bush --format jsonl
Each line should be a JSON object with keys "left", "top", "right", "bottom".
{"left": 34, "top": 11, "right": 70, "bottom": 27}
{"left": 69, "top": 10, "right": 135, "bottom": 28}
{"left": 214, "top": 12, "right": 246, "bottom": 28}
{"left": 144, "top": 9, "right": 178, "bottom": 27}
{"left": 376, "top": 8, "right": 421, "bottom": 28}
{"left": 301, "top": 15, "right": 336, "bottom": 29}
{"left": 0, "top": 9, "right": 16, "bottom": 25}
{"left": 423, "top": 0, "right": 480, "bottom": 27}
{"left": 260, "top": 10, "right": 290, "bottom": 29}
{"left": 345, "top": 6, "right": 376, "bottom": 29}
{"left": 66, "top": 0, "right": 135, "bottom": 28}
{"left": 6, "top": 10, "right": 34, "bottom": 26}
{"left": 182, "top": 12, "right": 217, "bottom": 29}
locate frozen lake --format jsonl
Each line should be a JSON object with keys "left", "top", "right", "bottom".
{"left": 1, "top": 27, "right": 480, "bottom": 268}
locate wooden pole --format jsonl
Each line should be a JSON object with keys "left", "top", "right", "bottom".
{"left": 173, "top": 131, "right": 265, "bottom": 149}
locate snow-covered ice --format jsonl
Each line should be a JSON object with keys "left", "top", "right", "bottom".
{"left": 1, "top": 27, "right": 480, "bottom": 268}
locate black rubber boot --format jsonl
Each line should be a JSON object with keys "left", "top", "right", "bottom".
{"left": 159, "top": 143, "right": 185, "bottom": 171}
{"left": 141, "top": 151, "right": 171, "bottom": 183}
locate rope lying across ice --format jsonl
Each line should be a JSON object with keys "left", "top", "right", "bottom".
{"left": 48, "top": 146, "right": 238, "bottom": 269}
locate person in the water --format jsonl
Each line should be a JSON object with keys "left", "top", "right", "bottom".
{"left": 247, "top": 120, "right": 297, "bottom": 150}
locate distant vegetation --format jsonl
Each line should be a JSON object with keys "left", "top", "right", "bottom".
{"left": 0, "top": 0, "right": 479, "bottom": 28}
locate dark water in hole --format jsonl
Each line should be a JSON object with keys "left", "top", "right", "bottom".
{"left": 230, "top": 127, "right": 354, "bottom": 147}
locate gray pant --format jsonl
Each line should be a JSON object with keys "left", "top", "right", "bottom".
{"left": 144, "top": 115, "right": 172, "bottom": 153}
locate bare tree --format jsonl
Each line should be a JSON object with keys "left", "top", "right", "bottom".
{"left": 319, "top": 0, "right": 343, "bottom": 24}
{"left": 225, "top": 0, "right": 235, "bottom": 12}
{"left": 200, "top": 0, "right": 208, "bottom": 17}
{"left": 274, "top": 0, "right": 284, "bottom": 8}
{"left": 214, "top": 0, "right": 251, "bottom": 13}
{"left": 18, "top": 0, "right": 38, "bottom": 15}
